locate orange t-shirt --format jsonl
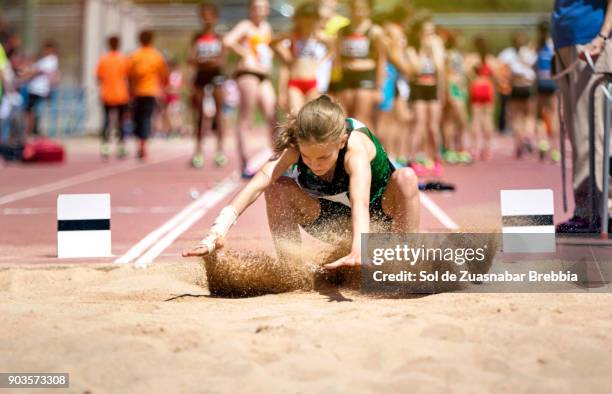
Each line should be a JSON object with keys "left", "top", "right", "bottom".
{"left": 128, "top": 46, "right": 168, "bottom": 97}
{"left": 96, "top": 51, "right": 129, "bottom": 105}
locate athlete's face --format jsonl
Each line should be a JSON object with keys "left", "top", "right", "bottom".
{"left": 295, "top": 15, "right": 318, "bottom": 33}
{"left": 200, "top": 6, "right": 218, "bottom": 26}
{"left": 422, "top": 21, "right": 435, "bottom": 38}
{"left": 350, "top": 0, "right": 370, "bottom": 20}
{"left": 250, "top": 0, "right": 270, "bottom": 21}
{"left": 319, "top": 0, "right": 338, "bottom": 19}
{"left": 299, "top": 135, "right": 348, "bottom": 177}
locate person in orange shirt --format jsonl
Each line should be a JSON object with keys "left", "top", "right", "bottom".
{"left": 96, "top": 35, "right": 129, "bottom": 159}
{"left": 128, "top": 30, "right": 168, "bottom": 160}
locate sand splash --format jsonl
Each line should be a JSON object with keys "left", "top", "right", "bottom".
{"left": 201, "top": 233, "right": 499, "bottom": 297}
{"left": 203, "top": 249, "right": 312, "bottom": 297}
{"left": 202, "top": 237, "right": 352, "bottom": 297}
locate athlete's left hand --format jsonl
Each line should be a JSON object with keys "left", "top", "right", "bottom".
{"left": 324, "top": 250, "right": 362, "bottom": 270}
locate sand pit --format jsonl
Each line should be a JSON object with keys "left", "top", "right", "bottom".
{"left": 0, "top": 261, "right": 611, "bottom": 393}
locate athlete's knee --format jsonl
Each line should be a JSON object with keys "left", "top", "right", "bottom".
{"left": 393, "top": 168, "right": 419, "bottom": 197}
{"left": 264, "top": 177, "right": 296, "bottom": 203}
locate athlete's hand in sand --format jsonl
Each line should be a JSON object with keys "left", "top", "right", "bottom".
{"left": 181, "top": 237, "right": 224, "bottom": 258}
{"left": 324, "top": 251, "right": 362, "bottom": 270}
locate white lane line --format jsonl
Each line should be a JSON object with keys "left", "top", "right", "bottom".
{"left": 134, "top": 178, "right": 241, "bottom": 267}
{"left": 2, "top": 206, "right": 180, "bottom": 215}
{"left": 115, "top": 175, "right": 239, "bottom": 264}
{"left": 0, "top": 151, "right": 188, "bottom": 206}
{"left": 115, "top": 147, "right": 269, "bottom": 265}
{"left": 134, "top": 210, "right": 206, "bottom": 268}
{"left": 113, "top": 194, "right": 211, "bottom": 264}
{"left": 419, "top": 192, "right": 460, "bottom": 230}
{"left": 136, "top": 186, "right": 459, "bottom": 267}
{"left": 2, "top": 207, "right": 51, "bottom": 215}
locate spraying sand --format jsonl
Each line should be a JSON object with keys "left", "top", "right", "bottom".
{"left": 203, "top": 232, "right": 499, "bottom": 297}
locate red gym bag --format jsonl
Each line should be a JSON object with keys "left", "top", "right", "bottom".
{"left": 22, "top": 138, "right": 65, "bottom": 163}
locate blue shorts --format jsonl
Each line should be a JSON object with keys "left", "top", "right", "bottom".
{"left": 378, "top": 63, "right": 398, "bottom": 112}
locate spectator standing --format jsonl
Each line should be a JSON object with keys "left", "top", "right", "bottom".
{"left": 499, "top": 33, "right": 537, "bottom": 158}
{"left": 552, "top": 0, "right": 612, "bottom": 232}
{"left": 534, "top": 20, "right": 560, "bottom": 163}
{"left": 128, "top": 30, "right": 168, "bottom": 160}
{"left": 24, "top": 39, "right": 59, "bottom": 138}
{"left": 96, "top": 35, "right": 130, "bottom": 159}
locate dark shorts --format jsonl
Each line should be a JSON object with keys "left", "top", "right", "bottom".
{"left": 234, "top": 70, "right": 268, "bottom": 82}
{"left": 536, "top": 79, "right": 557, "bottom": 95}
{"left": 132, "top": 96, "right": 156, "bottom": 140}
{"left": 339, "top": 69, "right": 377, "bottom": 90}
{"left": 409, "top": 84, "right": 438, "bottom": 102}
{"left": 300, "top": 198, "right": 392, "bottom": 243}
{"left": 327, "top": 80, "right": 342, "bottom": 93}
{"left": 25, "top": 93, "right": 47, "bottom": 112}
{"left": 510, "top": 86, "right": 534, "bottom": 100}
{"left": 193, "top": 68, "right": 226, "bottom": 88}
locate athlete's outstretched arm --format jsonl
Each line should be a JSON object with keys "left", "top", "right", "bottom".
{"left": 182, "top": 149, "right": 298, "bottom": 257}
{"left": 324, "top": 138, "right": 372, "bottom": 269}
{"left": 230, "top": 148, "right": 298, "bottom": 216}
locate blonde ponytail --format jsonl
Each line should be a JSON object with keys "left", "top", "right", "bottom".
{"left": 273, "top": 114, "right": 299, "bottom": 156}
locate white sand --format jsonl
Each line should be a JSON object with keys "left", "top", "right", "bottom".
{"left": 0, "top": 261, "right": 611, "bottom": 393}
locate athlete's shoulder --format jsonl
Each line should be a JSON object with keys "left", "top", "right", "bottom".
{"left": 346, "top": 119, "right": 375, "bottom": 157}
{"left": 346, "top": 118, "right": 369, "bottom": 132}
{"left": 98, "top": 52, "right": 112, "bottom": 64}
{"left": 231, "top": 20, "right": 252, "bottom": 34}
{"left": 150, "top": 47, "right": 165, "bottom": 63}
{"left": 370, "top": 23, "right": 384, "bottom": 37}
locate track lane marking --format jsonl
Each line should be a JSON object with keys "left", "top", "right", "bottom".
{"left": 113, "top": 176, "right": 238, "bottom": 264}
{"left": 128, "top": 148, "right": 273, "bottom": 266}
{"left": 419, "top": 192, "right": 460, "bottom": 230}
{"left": 0, "top": 151, "right": 188, "bottom": 206}
{"left": 134, "top": 178, "right": 240, "bottom": 267}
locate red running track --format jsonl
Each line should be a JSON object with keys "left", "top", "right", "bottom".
{"left": 0, "top": 133, "right": 573, "bottom": 266}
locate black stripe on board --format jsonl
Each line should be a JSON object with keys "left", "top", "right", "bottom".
{"left": 58, "top": 219, "right": 110, "bottom": 231}
{"left": 502, "top": 215, "right": 553, "bottom": 227}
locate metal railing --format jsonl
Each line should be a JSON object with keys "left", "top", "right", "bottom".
{"left": 38, "top": 86, "right": 87, "bottom": 138}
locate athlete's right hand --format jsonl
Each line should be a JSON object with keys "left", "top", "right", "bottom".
{"left": 181, "top": 236, "right": 224, "bottom": 257}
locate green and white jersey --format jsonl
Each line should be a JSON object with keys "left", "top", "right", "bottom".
{"left": 288, "top": 118, "right": 394, "bottom": 207}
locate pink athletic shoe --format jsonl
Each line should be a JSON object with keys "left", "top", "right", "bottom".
{"left": 431, "top": 160, "right": 444, "bottom": 177}
{"left": 410, "top": 162, "right": 429, "bottom": 177}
